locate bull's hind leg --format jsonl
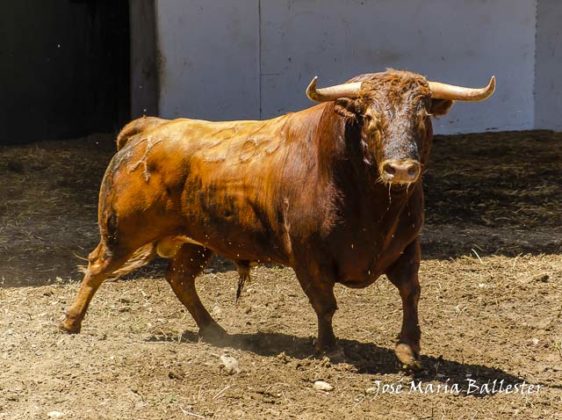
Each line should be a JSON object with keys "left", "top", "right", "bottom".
{"left": 166, "top": 244, "right": 226, "bottom": 340}
{"left": 60, "top": 242, "right": 129, "bottom": 333}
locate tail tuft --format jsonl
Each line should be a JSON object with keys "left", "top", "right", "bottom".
{"left": 235, "top": 260, "right": 251, "bottom": 303}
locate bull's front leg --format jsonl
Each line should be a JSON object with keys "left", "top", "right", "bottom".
{"left": 386, "top": 239, "right": 422, "bottom": 370}
{"left": 294, "top": 263, "right": 342, "bottom": 358}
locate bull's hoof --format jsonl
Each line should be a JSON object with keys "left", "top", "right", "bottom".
{"left": 395, "top": 343, "right": 422, "bottom": 371}
{"left": 59, "top": 317, "right": 81, "bottom": 334}
{"left": 314, "top": 339, "right": 346, "bottom": 363}
{"left": 198, "top": 323, "right": 228, "bottom": 343}
{"left": 321, "top": 345, "right": 346, "bottom": 363}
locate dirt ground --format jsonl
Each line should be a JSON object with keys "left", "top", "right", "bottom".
{"left": 0, "top": 131, "right": 561, "bottom": 419}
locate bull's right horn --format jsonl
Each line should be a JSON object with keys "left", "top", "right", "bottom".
{"left": 306, "top": 76, "right": 362, "bottom": 102}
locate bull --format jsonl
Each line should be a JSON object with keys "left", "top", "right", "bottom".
{"left": 60, "top": 70, "right": 495, "bottom": 368}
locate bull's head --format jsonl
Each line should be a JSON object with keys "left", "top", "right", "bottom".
{"left": 307, "top": 70, "right": 495, "bottom": 186}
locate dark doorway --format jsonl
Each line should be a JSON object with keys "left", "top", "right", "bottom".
{"left": 0, "top": 1, "right": 130, "bottom": 144}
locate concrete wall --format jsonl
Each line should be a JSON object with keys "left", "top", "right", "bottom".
{"left": 157, "top": 0, "right": 260, "bottom": 121}
{"left": 535, "top": 0, "right": 562, "bottom": 130}
{"left": 155, "top": 0, "right": 544, "bottom": 134}
{"left": 259, "top": 0, "right": 534, "bottom": 133}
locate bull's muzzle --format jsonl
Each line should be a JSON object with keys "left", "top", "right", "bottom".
{"left": 380, "top": 159, "right": 421, "bottom": 185}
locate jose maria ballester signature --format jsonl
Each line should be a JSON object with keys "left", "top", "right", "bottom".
{"left": 368, "top": 379, "right": 541, "bottom": 396}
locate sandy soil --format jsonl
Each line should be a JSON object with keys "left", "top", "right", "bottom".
{"left": 0, "top": 131, "right": 561, "bottom": 419}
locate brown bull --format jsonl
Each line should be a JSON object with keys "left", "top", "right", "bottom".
{"left": 60, "top": 70, "right": 495, "bottom": 368}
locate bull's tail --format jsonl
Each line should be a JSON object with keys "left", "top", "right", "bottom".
{"left": 110, "top": 243, "right": 158, "bottom": 279}
{"left": 116, "top": 116, "right": 168, "bottom": 150}
{"left": 78, "top": 242, "right": 158, "bottom": 280}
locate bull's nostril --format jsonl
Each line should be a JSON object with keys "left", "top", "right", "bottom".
{"left": 383, "top": 164, "right": 396, "bottom": 175}
{"left": 407, "top": 166, "right": 418, "bottom": 177}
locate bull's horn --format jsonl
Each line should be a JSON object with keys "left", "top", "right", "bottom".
{"left": 306, "top": 76, "right": 362, "bottom": 102}
{"left": 428, "top": 76, "right": 496, "bottom": 101}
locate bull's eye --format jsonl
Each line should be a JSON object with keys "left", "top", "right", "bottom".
{"left": 417, "top": 114, "right": 426, "bottom": 134}
{"left": 363, "top": 113, "right": 379, "bottom": 133}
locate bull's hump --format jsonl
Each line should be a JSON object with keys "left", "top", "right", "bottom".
{"left": 156, "top": 116, "right": 290, "bottom": 164}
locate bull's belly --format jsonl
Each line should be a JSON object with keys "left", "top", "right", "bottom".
{"left": 155, "top": 229, "right": 289, "bottom": 265}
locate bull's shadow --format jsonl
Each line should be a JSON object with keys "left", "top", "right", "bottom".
{"left": 147, "top": 330, "right": 556, "bottom": 397}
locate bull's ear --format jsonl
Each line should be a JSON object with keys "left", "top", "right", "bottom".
{"left": 430, "top": 99, "right": 454, "bottom": 116}
{"left": 334, "top": 98, "right": 364, "bottom": 119}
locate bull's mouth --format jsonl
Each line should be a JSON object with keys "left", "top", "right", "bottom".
{"left": 379, "top": 159, "right": 421, "bottom": 186}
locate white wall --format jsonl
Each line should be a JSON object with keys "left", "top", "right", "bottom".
{"left": 535, "top": 0, "right": 562, "bottom": 130}
{"left": 157, "top": 0, "right": 260, "bottom": 121}
{"left": 156, "top": 0, "right": 540, "bottom": 134}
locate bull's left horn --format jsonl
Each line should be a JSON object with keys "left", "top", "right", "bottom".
{"left": 306, "top": 76, "right": 363, "bottom": 102}
{"left": 428, "top": 76, "right": 496, "bottom": 101}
